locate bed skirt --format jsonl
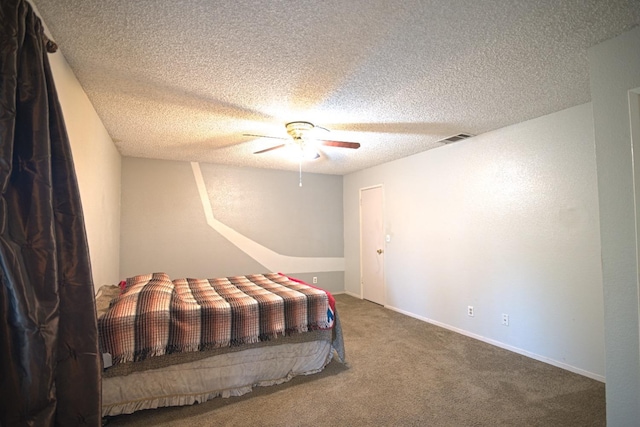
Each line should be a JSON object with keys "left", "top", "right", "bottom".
{"left": 102, "top": 339, "right": 334, "bottom": 417}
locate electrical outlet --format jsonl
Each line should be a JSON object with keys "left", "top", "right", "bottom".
{"left": 312, "top": 277, "right": 317, "bottom": 284}
{"left": 502, "top": 313, "right": 509, "bottom": 326}
{"left": 467, "top": 306, "right": 474, "bottom": 317}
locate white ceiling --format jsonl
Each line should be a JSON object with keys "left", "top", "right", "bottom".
{"left": 32, "top": 0, "right": 640, "bottom": 175}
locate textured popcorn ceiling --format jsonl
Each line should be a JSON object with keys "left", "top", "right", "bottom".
{"left": 32, "top": 0, "right": 640, "bottom": 175}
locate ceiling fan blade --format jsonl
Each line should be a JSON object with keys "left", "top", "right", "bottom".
{"left": 319, "top": 140, "right": 361, "bottom": 149}
{"left": 254, "top": 144, "right": 287, "bottom": 154}
{"left": 243, "top": 133, "right": 287, "bottom": 140}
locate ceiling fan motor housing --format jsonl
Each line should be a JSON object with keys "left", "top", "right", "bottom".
{"left": 286, "top": 121, "right": 315, "bottom": 140}
{"left": 251, "top": 121, "right": 360, "bottom": 155}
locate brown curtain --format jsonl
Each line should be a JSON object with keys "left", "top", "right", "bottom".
{"left": 0, "top": 1, "right": 102, "bottom": 425}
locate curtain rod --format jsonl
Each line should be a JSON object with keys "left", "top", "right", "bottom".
{"left": 43, "top": 34, "right": 57, "bottom": 53}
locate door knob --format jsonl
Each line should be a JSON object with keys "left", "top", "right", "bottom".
{"left": 377, "top": 249, "right": 383, "bottom": 254}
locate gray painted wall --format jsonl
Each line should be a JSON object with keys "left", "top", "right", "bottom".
{"left": 589, "top": 26, "right": 640, "bottom": 426}
{"left": 200, "top": 163, "right": 343, "bottom": 257}
{"left": 120, "top": 158, "right": 344, "bottom": 293}
{"left": 344, "top": 103, "right": 604, "bottom": 380}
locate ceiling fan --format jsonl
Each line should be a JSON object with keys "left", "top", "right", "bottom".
{"left": 244, "top": 121, "right": 361, "bottom": 160}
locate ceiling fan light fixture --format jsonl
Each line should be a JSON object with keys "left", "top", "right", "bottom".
{"left": 282, "top": 142, "right": 320, "bottom": 162}
{"left": 302, "top": 146, "right": 321, "bottom": 161}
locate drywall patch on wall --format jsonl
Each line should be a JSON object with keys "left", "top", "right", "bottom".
{"left": 191, "top": 162, "right": 344, "bottom": 273}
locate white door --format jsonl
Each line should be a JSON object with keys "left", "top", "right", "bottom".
{"left": 360, "top": 186, "right": 385, "bottom": 305}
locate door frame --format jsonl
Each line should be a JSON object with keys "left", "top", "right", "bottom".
{"left": 629, "top": 88, "right": 640, "bottom": 348}
{"left": 359, "top": 184, "right": 385, "bottom": 304}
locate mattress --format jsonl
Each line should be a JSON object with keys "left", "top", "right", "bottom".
{"left": 102, "top": 337, "right": 334, "bottom": 416}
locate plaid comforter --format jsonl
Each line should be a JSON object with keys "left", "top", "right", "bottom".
{"left": 98, "top": 273, "right": 335, "bottom": 365}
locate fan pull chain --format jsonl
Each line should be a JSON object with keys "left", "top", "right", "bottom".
{"left": 299, "top": 159, "right": 303, "bottom": 187}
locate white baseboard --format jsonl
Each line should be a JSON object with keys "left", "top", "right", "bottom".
{"left": 383, "top": 304, "right": 605, "bottom": 383}
{"left": 343, "top": 291, "right": 361, "bottom": 299}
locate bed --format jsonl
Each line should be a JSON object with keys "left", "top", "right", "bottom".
{"left": 96, "top": 272, "right": 345, "bottom": 417}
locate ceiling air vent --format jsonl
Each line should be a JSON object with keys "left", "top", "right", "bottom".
{"left": 439, "top": 133, "right": 474, "bottom": 144}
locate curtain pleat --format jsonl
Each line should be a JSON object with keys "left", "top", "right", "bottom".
{"left": 0, "top": 1, "right": 102, "bottom": 425}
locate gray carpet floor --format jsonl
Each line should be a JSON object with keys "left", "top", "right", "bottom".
{"left": 106, "top": 294, "right": 605, "bottom": 426}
